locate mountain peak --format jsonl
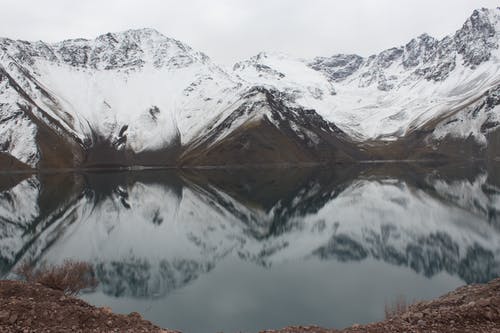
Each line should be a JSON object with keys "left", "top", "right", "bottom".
{"left": 416, "top": 33, "right": 435, "bottom": 41}
{"left": 461, "top": 7, "right": 499, "bottom": 33}
{"left": 122, "top": 27, "right": 163, "bottom": 36}
{"left": 472, "top": 7, "right": 500, "bottom": 21}
{"left": 453, "top": 7, "right": 499, "bottom": 67}
{"left": 95, "top": 28, "right": 167, "bottom": 43}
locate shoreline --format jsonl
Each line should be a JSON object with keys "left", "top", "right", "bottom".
{"left": 0, "top": 278, "right": 499, "bottom": 332}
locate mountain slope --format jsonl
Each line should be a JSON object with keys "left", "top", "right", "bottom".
{"left": 0, "top": 29, "right": 243, "bottom": 167}
{"left": 234, "top": 8, "right": 500, "bottom": 144}
{"left": 0, "top": 8, "right": 499, "bottom": 168}
{"left": 179, "top": 86, "right": 365, "bottom": 165}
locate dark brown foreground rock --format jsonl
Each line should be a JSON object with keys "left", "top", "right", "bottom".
{"left": 1, "top": 278, "right": 499, "bottom": 332}
{"left": 0, "top": 280, "right": 177, "bottom": 333}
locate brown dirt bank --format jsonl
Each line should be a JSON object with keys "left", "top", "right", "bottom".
{"left": 0, "top": 280, "right": 177, "bottom": 333}
{"left": 1, "top": 278, "right": 499, "bottom": 332}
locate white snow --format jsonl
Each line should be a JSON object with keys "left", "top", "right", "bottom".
{"left": 0, "top": 62, "right": 40, "bottom": 166}
{"left": 0, "top": 8, "right": 499, "bottom": 167}
{"left": 0, "top": 30, "right": 244, "bottom": 155}
{"left": 235, "top": 48, "right": 500, "bottom": 142}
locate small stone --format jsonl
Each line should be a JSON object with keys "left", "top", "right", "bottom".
{"left": 0, "top": 310, "right": 9, "bottom": 321}
{"left": 351, "top": 323, "right": 361, "bottom": 328}
{"left": 414, "top": 312, "right": 424, "bottom": 319}
{"left": 467, "top": 301, "right": 476, "bottom": 307}
{"left": 417, "top": 320, "right": 426, "bottom": 326}
{"left": 102, "top": 307, "right": 113, "bottom": 314}
{"left": 477, "top": 298, "right": 490, "bottom": 307}
{"left": 485, "top": 311, "right": 495, "bottom": 321}
{"left": 8, "top": 313, "right": 18, "bottom": 324}
{"left": 107, "top": 320, "right": 113, "bottom": 326}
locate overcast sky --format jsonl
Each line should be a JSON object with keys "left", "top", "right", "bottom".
{"left": 1, "top": 0, "right": 498, "bottom": 65}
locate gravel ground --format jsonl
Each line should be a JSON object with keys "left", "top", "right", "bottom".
{"left": 0, "top": 280, "right": 177, "bottom": 333}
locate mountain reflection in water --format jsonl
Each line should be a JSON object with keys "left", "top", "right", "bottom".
{"left": 0, "top": 162, "right": 499, "bottom": 333}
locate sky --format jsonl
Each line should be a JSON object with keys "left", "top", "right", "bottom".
{"left": 1, "top": 0, "right": 499, "bottom": 65}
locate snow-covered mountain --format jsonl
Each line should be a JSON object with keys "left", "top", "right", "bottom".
{"left": 0, "top": 8, "right": 499, "bottom": 168}
{"left": 0, "top": 28, "right": 246, "bottom": 167}
{"left": 232, "top": 7, "right": 500, "bottom": 161}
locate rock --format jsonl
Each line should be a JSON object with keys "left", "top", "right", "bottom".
{"left": 417, "top": 320, "right": 427, "bottom": 326}
{"left": 477, "top": 298, "right": 490, "bottom": 307}
{"left": 401, "top": 312, "right": 411, "bottom": 321}
{"left": 414, "top": 312, "right": 424, "bottom": 319}
{"left": 0, "top": 310, "right": 10, "bottom": 321}
{"left": 128, "top": 312, "right": 142, "bottom": 318}
{"left": 485, "top": 311, "right": 495, "bottom": 321}
{"left": 101, "top": 307, "right": 113, "bottom": 314}
{"left": 8, "top": 313, "right": 18, "bottom": 324}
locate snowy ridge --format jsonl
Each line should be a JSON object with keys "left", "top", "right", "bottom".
{"left": 0, "top": 8, "right": 499, "bottom": 167}
{"left": 433, "top": 84, "right": 500, "bottom": 143}
{"left": 235, "top": 8, "right": 500, "bottom": 141}
{"left": 0, "top": 28, "right": 244, "bottom": 164}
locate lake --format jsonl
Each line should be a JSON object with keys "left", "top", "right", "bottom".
{"left": 1, "top": 162, "right": 499, "bottom": 333}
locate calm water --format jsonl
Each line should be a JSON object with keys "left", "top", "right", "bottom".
{"left": 1, "top": 162, "right": 500, "bottom": 333}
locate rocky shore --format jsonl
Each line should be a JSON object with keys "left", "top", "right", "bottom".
{"left": 0, "top": 280, "right": 176, "bottom": 333}
{"left": 1, "top": 278, "right": 499, "bottom": 332}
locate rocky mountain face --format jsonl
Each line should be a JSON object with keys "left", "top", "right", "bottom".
{"left": 0, "top": 8, "right": 499, "bottom": 168}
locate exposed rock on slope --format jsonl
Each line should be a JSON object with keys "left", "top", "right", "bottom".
{"left": 179, "top": 87, "right": 364, "bottom": 165}
{"left": 0, "top": 8, "right": 499, "bottom": 168}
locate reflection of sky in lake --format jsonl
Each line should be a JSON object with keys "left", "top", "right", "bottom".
{"left": 0, "top": 163, "right": 499, "bottom": 333}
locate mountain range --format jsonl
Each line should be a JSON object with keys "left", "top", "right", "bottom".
{"left": 0, "top": 7, "right": 499, "bottom": 169}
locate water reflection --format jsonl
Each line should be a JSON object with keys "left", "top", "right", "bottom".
{"left": 0, "top": 162, "right": 499, "bottom": 332}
